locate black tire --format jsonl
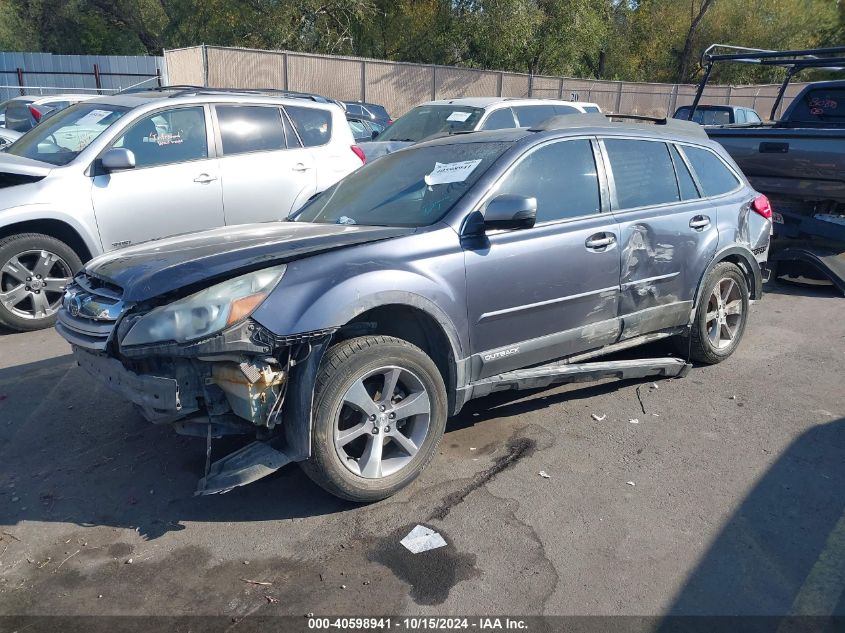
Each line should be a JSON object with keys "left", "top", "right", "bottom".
{"left": 681, "top": 261, "right": 750, "bottom": 364}
{"left": 300, "top": 335, "right": 447, "bottom": 502}
{"left": 0, "top": 233, "right": 82, "bottom": 332}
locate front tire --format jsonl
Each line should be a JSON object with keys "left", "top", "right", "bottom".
{"left": 0, "top": 233, "right": 81, "bottom": 332}
{"left": 683, "top": 262, "right": 750, "bottom": 364}
{"left": 301, "top": 335, "right": 447, "bottom": 502}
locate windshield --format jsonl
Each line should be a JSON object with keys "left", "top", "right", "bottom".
{"left": 375, "top": 105, "right": 484, "bottom": 142}
{"left": 293, "top": 141, "right": 509, "bottom": 227}
{"left": 6, "top": 102, "right": 130, "bottom": 165}
{"left": 674, "top": 106, "right": 732, "bottom": 125}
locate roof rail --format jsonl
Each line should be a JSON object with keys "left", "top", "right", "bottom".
{"left": 117, "top": 84, "right": 205, "bottom": 95}
{"left": 117, "top": 85, "right": 338, "bottom": 104}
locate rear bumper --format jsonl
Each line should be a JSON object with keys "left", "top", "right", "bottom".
{"left": 770, "top": 241, "right": 845, "bottom": 294}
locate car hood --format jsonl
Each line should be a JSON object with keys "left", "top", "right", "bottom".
{"left": 85, "top": 222, "right": 414, "bottom": 302}
{"left": 0, "top": 152, "right": 54, "bottom": 178}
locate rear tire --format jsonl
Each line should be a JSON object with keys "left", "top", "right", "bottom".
{"left": 681, "top": 262, "right": 750, "bottom": 364}
{"left": 300, "top": 335, "right": 447, "bottom": 502}
{"left": 0, "top": 233, "right": 81, "bottom": 332}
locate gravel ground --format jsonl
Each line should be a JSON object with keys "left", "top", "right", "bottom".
{"left": 0, "top": 280, "right": 842, "bottom": 620}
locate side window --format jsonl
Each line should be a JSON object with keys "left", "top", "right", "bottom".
{"left": 112, "top": 106, "right": 208, "bottom": 168}
{"left": 285, "top": 105, "right": 332, "bottom": 147}
{"left": 604, "top": 139, "right": 679, "bottom": 209}
{"left": 670, "top": 145, "right": 699, "bottom": 200}
{"left": 493, "top": 139, "right": 601, "bottom": 223}
{"left": 216, "top": 105, "right": 285, "bottom": 156}
{"left": 481, "top": 108, "right": 516, "bottom": 130}
{"left": 512, "top": 105, "right": 557, "bottom": 127}
{"left": 682, "top": 146, "right": 741, "bottom": 197}
{"left": 735, "top": 109, "right": 746, "bottom": 124}
{"left": 746, "top": 110, "right": 762, "bottom": 123}
{"left": 553, "top": 105, "right": 579, "bottom": 115}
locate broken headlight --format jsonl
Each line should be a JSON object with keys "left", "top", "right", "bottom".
{"left": 121, "top": 265, "right": 286, "bottom": 347}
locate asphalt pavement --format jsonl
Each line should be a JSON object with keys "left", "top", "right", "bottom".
{"left": 0, "top": 280, "right": 843, "bottom": 620}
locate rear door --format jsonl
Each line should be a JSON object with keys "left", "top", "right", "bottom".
{"left": 91, "top": 105, "right": 225, "bottom": 251}
{"left": 463, "top": 138, "right": 622, "bottom": 379}
{"left": 213, "top": 104, "right": 317, "bottom": 225}
{"left": 600, "top": 137, "right": 718, "bottom": 338}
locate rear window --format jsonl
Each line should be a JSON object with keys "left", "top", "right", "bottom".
{"left": 682, "top": 146, "right": 740, "bottom": 197}
{"left": 216, "top": 105, "right": 285, "bottom": 155}
{"left": 513, "top": 105, "right": 557, "bottom": 127}
{"left": 674, "top": 107, "right": 732, "bottom": 125}
{"left": 787, "top": 88, "right": 845, "bottom": 123}
{"left": 604, "top": 139, "right": 679, "bottom": 209}
{"left": 285, "top": 105, "right": 332, "bottom": 147}
{"left": 583, "top": 106, "right": 601, "bottom": 113}
{"left": 376, "top": 105, "right": 483, "bottom": 142}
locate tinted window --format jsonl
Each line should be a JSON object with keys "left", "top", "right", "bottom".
{"left": 217, "top": 105, "right": 285, "bottom": 155}
{"left": 346, "top": 104, "right": 362, "bottom": 116}
{"left": 5, "top": 101, "right": 35, "bottom": 132}
{"left": 113, "top": 106, "right": 207, "bottom": 168}
{"left": 605, "top": 139, "right": 679, "bottom": 209}
{"left": 583, "top": 106, "right": 601, "bottom": 113}
{"left": 295, "top": 142, "right": 508, "bottom": 227}
{"left": 494, "top": 139, "right": 600, "bottom": 223}
{"left": 285, "top": 105, "right": 332, "bottom": 147}
{"left": 481, "top": 108, "right": 515, "bottom": 130}
{"left": 682, "top": 146, "right": 740, "bottom": 197}
{"left": 553, "top": 105, "right": 579, "bottom": 115}
{"left": 366, "top": 104, "right": 390, "bottom": 119}
{"left": 513, "top": 105, "right": 557, "bottom": 127}
{"left": 788, "top": 88, "right": 845, "bottom": 123}
{"left": 670, "top": 145, "right": 699, "bottom": 200}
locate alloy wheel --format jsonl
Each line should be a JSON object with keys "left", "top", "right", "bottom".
{"left": 0, "top": 250, "right": 73, "bottom": 320}
{"left": 334, "top": 365, "right": 432, "bottom": 479}
{"left": 705, "top": 276, "right": 744, "bottom": 350}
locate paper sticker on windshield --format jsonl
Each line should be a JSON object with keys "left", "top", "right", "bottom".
{"left": 446, "top": 111, "right": 472, "bottom": 122}
{"left": 74, "top": 109, "right": 113, "bottom": 127}
{"left": 424, "top": 159, "right": 482, "bottom": 186}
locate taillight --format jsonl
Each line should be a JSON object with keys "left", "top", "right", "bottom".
{"left": 28, "top": 105, "right": 43, "bottom": 122}
{"left": 752, "top": 194, "right": 772, "bottom": 220}
{"left": 351, "top": 145, "right": 366, "bottom": 164}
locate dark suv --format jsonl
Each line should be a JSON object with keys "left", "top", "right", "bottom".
{"left": 56, "top": 114, "right": 772, "bottom": 501}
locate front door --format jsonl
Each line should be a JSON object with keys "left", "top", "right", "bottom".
{"left": 91, "top": 105, "right": 224, "bottom": 251}
{"left": 213, "top": 105, "right": 317, "bottom": 225}
{"left": 464, "top": 138, "right": 622, "bottom": 380}
{"left": 600, "top": 138, "right": 719, "bottom": 338}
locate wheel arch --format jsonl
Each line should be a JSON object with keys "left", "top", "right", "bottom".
{"left": 0, "top": 219, "right": 96, "bottom": 263}
{"left": 690, "top": 245, "right": 762, "bottom": 322}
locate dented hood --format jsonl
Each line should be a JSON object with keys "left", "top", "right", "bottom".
{"left": 85, "top": 222, "right": 413, "bottom": 302}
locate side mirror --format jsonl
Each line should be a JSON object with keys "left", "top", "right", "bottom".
{"left": 101, "top": 147, "right": 136, "bottom": 172}
{"left": 483, "top": 194, "right": 537, "bottom": 231}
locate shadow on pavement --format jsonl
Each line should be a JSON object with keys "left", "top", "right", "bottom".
{"left": 660, "top": 416, "right": 845, "bottom": 627}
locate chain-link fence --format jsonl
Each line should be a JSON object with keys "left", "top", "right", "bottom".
{"left": 165, "top": 45, "right": 808, "bottom": 120}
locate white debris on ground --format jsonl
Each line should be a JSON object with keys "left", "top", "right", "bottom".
{"left": 591, "top": 414, "right": 606, "bottom": 422}
{"left": 539, "top": 471, "right": 551, "bottom": 479}
{"left": 629, "top": 418, "right": 639, "bottom": 424}
{"left": 400, "top": 525, "right": 447, "bottom": 554}
{"left": 626, "top": 481, "right": 636, "bottom": 486}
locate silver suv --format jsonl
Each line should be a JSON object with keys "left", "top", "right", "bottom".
{"left": 0, "top": 87, "right": 363, "bottom": 331}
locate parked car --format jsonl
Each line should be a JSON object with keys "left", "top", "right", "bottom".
{"left": 364, "top": 97, "right": 602, "bottom": 160}
{"left": 0, "top": 127, "right": 21, "bottom": 150}
{"left": 342, "top": 101, "right": 392, "bottom": 128}
{"left": 0, "top": 86, "right": 363, "bottom": 332}
{"left": 0, "top": 94, "right": 96, "bottom": 132}
{"left": 347, "top": 115, "right": 386, "bottom": 142}
{"left": 673, "top": 104, "right": 763, "bottom": 125}
{"left": 687, "top": 46, "right": 845, "bottom": 293}
{"left": 56, "top": 113, "right": 770, "bottom": 501}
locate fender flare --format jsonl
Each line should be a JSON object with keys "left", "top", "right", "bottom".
{"left": 690, "top": 245, "right": 763, "bottom": 324}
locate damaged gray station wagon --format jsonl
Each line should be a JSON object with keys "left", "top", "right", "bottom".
{"left": 56, "top": 114, "right": 772, "bottom": 502}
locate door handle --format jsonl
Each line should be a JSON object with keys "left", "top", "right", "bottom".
{"left": 193, "top": 173, "right": 218, "bottom": 184}
{"left": 292, "top": 163, "right": 312, "bottom": 172}
{"left": 689, "top": 215, "right": 711, "bottom": 230}
{"left": 585, "top": 233, "right": 616, "bottom": 250}
{"left": 760, "top": 141, "right": 789, "bottom": 153}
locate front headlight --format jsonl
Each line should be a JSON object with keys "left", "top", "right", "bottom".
{"left": 121, "top": 265, "right": 286, "bottom": 347}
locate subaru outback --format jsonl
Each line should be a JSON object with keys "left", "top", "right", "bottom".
{"left": 56, "top": 114, "right": 772, "bottom": 502}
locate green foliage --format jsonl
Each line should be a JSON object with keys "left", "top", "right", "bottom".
{"left": 0, "top": 0, "right": 840, "bottom": 84}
